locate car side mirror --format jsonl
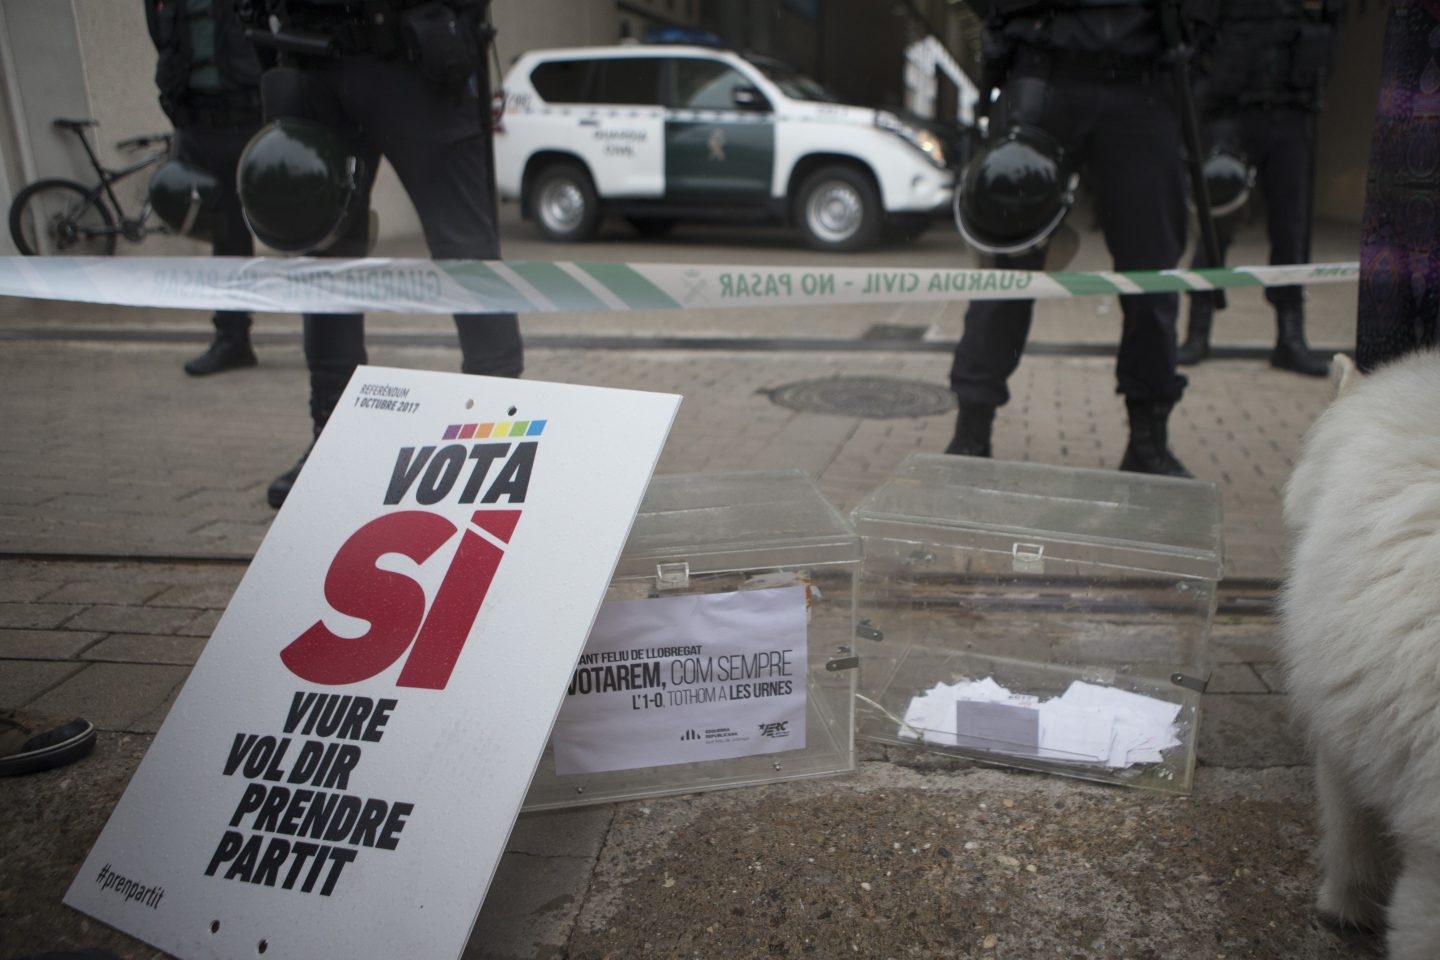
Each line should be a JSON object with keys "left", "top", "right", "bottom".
{"left": 732, "top": 86, "right": 768, "bottom": 111}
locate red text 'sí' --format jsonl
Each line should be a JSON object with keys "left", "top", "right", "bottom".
{"left": 281, "top": 510, "right": 521, "bottom": 690}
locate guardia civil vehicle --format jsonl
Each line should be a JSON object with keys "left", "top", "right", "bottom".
{"left": 493, "top": 42, "right": 956, "bottom": 252}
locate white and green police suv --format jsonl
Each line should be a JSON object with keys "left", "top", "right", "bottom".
{"left": 493, "top": 43, "right": 955, "bottom": 253}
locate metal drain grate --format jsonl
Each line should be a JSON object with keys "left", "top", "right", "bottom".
{"left": 764, "top": 376, "right": 955, "bottom": 419}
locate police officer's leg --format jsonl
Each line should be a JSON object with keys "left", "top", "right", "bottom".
{"left": 1090, "top": 82, "right": 1190, "bottom": 476}
{"left": 1179, "top": 204, "right": 1241, "bottom": 366}
{"left": 945, "top": 67, "right": 1056, "bottom": 457}
{"left": 402, "top": 133, "right": 523, "bottom": 378}
{"left": 1180, "top": 111, "right": 1251, "bottom": 365}
{"left": 342, "top": 57, "right": 523, "bottom": 378}
{"left": 266, "top": 136, "right": 380, "bottom": 509}
{"left": 176, "top": 125, "right": 259, "bottom": 376}
{"left": 946, "top": 249, "right": 1042, "bottom": 456}
{"left": 1259, "top": 110, "right": 1327, "bottom": 376}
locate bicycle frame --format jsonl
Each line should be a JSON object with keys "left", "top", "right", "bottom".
{"left": 64, "top": 124, "right": 170, "bottom": 240}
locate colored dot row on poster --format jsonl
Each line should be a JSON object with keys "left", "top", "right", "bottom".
{"left": 442, "top": 420, "right": 547, "bottom": 441}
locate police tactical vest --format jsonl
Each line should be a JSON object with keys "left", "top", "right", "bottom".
{"left": 147, "top": 0, "right": 262, "bottom": 125}
{"left": 1204, "top": 0, "right": 1341, "bottom": 107}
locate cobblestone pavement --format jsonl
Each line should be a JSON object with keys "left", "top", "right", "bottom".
{"left": 0, "top": 217, "right": 1378, "bottom": 959}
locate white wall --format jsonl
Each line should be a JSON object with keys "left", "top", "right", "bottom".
{"left": 1, "top": 0, "right": 92, "bottom": 253}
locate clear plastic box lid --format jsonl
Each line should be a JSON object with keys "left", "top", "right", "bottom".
{"left": 612, "top": 470, "right": 862, "bottom": 578}
{"left": 853, "top": 454, "right": 1223, "bottom": 580}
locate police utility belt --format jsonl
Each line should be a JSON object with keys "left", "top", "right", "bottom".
{"left": 1013, "top": 45, "right": 1157, "bottom": 83}
{"left": 249, "top": 0, "right": 481, "bottom": 92}
{"left": 167, "top": 93, "right": 263, "bottom": 128}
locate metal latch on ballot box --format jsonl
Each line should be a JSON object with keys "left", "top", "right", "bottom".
{"left": 1012, "top": 542, "right": 1045, "bottom": 573}
{"left": 655, "top": 561, "right": 690, "bottom": 589}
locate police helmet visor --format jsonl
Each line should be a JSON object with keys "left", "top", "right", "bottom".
{"left": 955, "top": 126, "right": 1073, "bottom": 256}
{"left": 1202, "top": 151, "right": 1253, "bottom": 218}
{"left": 237, "top": 118, "right": 360, "bottom": 254}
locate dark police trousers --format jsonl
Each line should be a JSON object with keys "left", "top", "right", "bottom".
{"left": 173, "top": 123, "right": 259, "bottom": 341}
{"left": 273, "top": 53, "right": 524, "bottom": 428}
{"left": 1189, "top": 107, "right": 1313, "bottom": 309}
{"left": 950, "top": 56, "right": 1189, "bottom": 408}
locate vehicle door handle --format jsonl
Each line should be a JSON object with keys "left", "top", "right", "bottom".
{"left": 578, "top": 119, "right": 600, "bottom": 127}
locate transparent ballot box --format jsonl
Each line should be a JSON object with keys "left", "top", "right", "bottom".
{"left": 851, "top": 454, "right": 1223, "bottom": 794}
{"left": 522, "top": 471, "right": 861, "bottom": 811}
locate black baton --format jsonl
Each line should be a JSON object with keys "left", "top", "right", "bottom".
{"left": 1161, "top": 0, "right": 1227, "bottom": 310}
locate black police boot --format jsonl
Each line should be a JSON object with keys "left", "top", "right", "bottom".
{"left": 1176, "top": 295, "right": 1213, "bottom": 366}
{"left": 269, "top": 385, "right": 343, "bottom": 509}
{"left": 1270, "top": 304, "right": 1329, "bottom": 377}
{"left": 1119, "top": 400, "right": 1192, "bottom": 478}
{"left": 944, "top": 403, "right": 995, "bottom": 457}
{"left": 183, "top": 335, "right": 257, "bottom": 377}
{"left": 266, "top": 438, "right": 313, "bottom": 509}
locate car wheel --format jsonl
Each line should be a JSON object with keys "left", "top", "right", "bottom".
{"left": 795, "top": 165, "right": 881, "bottom": 252}
{"left": 626, "top": 216, "right": 677, "bottom": 238}
{"left": 529, "top": 161, "right": 600, "bottom": 242}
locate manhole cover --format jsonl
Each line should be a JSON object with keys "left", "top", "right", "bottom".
{"left": 765, "top": 376, "right": 955, "bottom": 419}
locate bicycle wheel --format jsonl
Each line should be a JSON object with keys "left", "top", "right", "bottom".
{"left": 8, "top": 178, "right": 117, "bottom": 255}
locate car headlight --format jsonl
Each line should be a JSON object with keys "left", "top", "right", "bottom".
{"left": 875, "top": 110, "right": 948, "bottom": 170}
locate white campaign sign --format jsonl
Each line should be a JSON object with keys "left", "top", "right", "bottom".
{"left": 552, "top": 586, "right": 808, "bottom": 775}
{"left": 64, "top": 366, "right": 678, "bottom": 960}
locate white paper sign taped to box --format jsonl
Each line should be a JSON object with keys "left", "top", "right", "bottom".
{"left": 64, "top": 367, "right": 678, "bottom": 960}
{"left": 552, "top": 586, "right": 808, "bottom": 774}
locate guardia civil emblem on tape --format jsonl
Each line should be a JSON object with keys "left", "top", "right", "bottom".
{"left": 0, "top": 256, "right": 1359, "bottom": 316}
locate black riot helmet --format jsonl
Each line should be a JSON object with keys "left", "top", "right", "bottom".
{"left": 954, "top": 124, "right": 1077, "bottom": 258}
{"left": 148, "top": 159, "right": 221, "bottom": 241}
{"left": 1197, "top": 117, "right": 1253, "bottom": 218}
{"left": 1202, "top": 147, "right": 1254, "bottom": 218}
{"left": 237, "top": 117, "right": 363, "bottom": 253}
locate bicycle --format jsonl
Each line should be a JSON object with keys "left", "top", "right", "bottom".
{"left": 8, "top": 118, "right": 173, "bottom": 256}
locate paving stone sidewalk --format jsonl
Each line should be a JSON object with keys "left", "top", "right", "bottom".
{"left": 0, "top": 337, "right": 1332, "bottom": 578}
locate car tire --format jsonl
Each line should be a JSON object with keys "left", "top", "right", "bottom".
{"left": 529, "top": 161, "right": 601, "bottom": 242}
{"left": 626, "top": 216, "right": 677, "bottom": 238}
{"left": 795, "top": 165, "right": 881, "bottom": 253}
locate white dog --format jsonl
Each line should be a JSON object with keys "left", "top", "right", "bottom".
{"left": 1280, "top": 349, "right": 1440, "bottom": 958}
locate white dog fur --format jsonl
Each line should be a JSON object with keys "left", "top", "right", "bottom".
{"left": 1280, "top": 349, "right": 1440, "bottom": 957}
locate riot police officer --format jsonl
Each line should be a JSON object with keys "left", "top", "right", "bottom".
{"left": 235, "top": 0, "right": 523, "bottom": 507}
{"left": 1177, "top": 0, "right": 1343, "bottom": 376}
{"left": 145, "top": 0, "right": 264, "bottom": 377}
{"left": 948, "top": 0, "right": 1210, "bottom": 476}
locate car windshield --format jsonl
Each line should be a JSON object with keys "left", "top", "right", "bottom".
{"left": 746, "top": 58, "right": 840, "bottom": 103}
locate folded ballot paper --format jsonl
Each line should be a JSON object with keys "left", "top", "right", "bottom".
{"left": 900, "top": 677, "right": 1183, "bottom": 769}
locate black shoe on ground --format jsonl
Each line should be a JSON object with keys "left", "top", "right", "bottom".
{"left": 1270, "top": 304, "right": 1329, "bottom": 377}
{"left": 944, "top": 403, "right": 995, "bottom": 457}
{"left": 1270, "top": 342, "right": 1330, "bottom": 377}
{"left": 184, "top": 338, "right": 257, "bottom": 377}
{"left": 1119, "top": 441, "right": 1193, "bottom": 477}
{"left": 1118, "top": 400, "right": 1193, "bottom": 478}
{"left": 0, "top": 709, "right": 97, "bottom": 776}
{"left": 267, "top": 441, "right": 314, "bottom": 509}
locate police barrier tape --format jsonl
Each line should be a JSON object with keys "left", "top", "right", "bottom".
{"left": 0, "top": 256, "right": 1359, "bottom": 316}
